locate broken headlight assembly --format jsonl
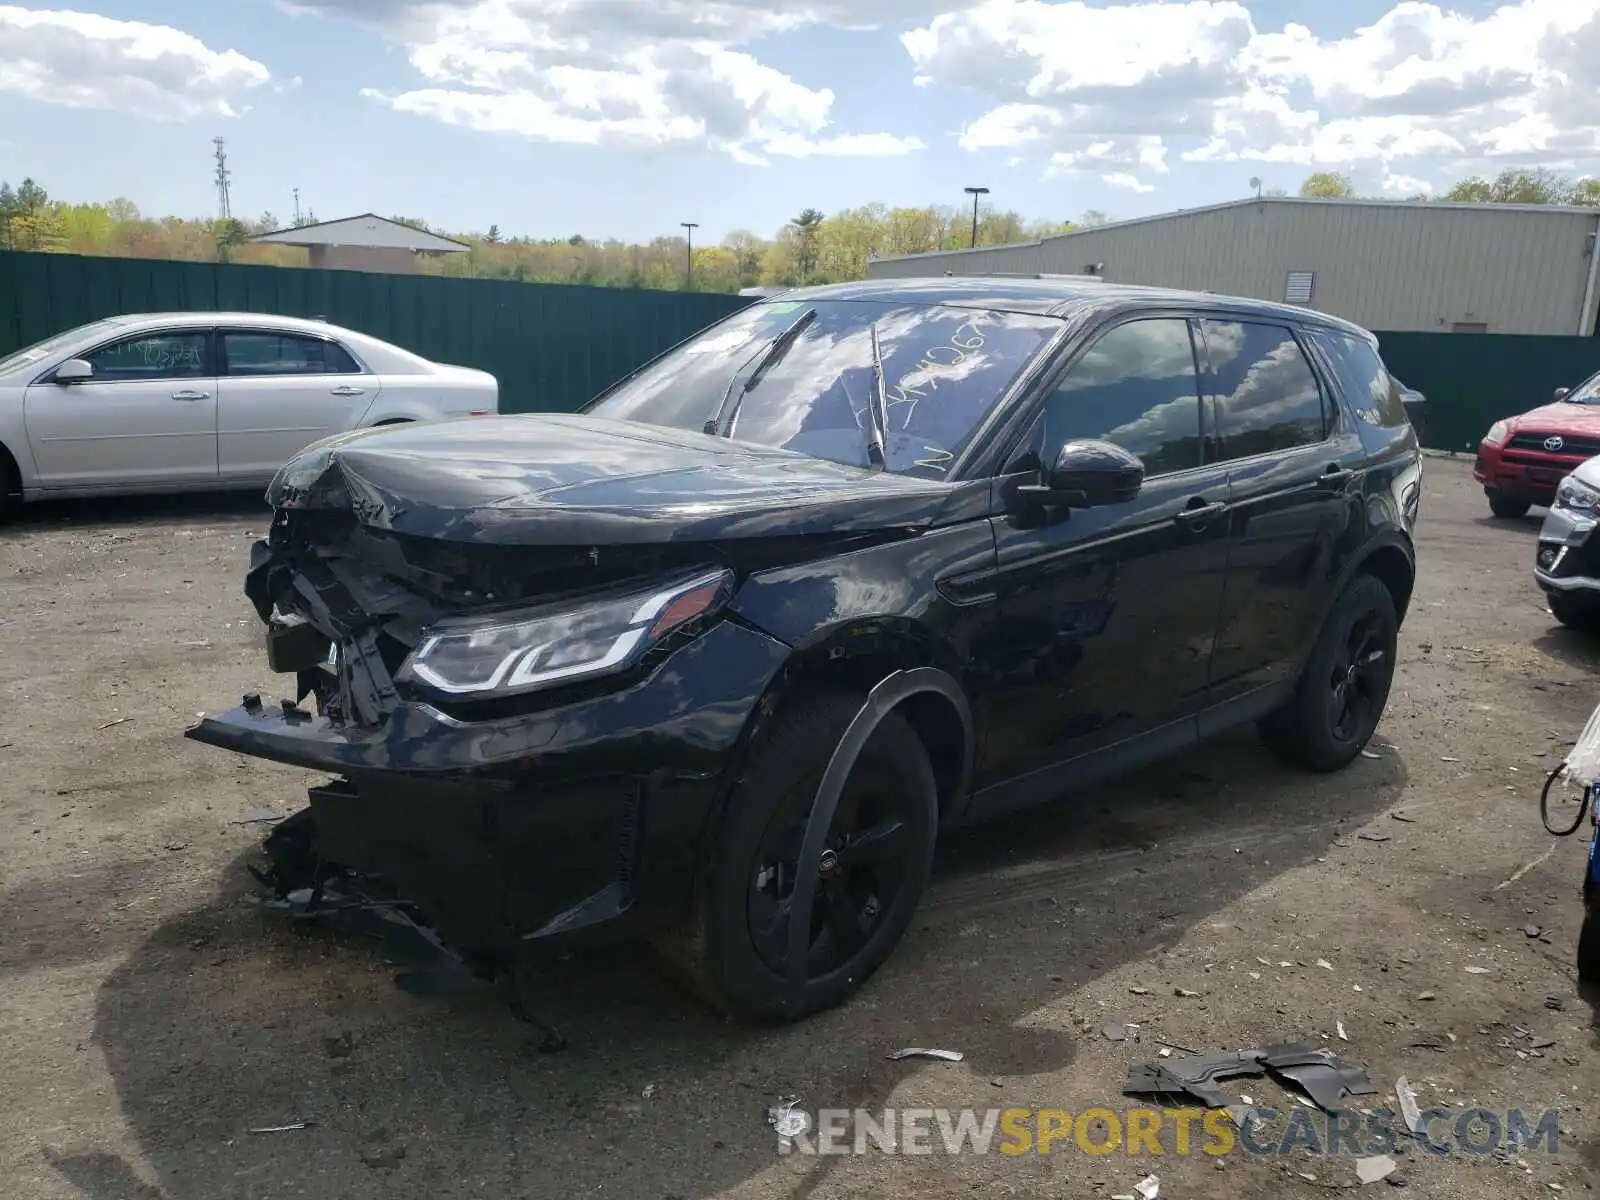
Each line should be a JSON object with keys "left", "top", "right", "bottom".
{"left": 396, "top": 568, "right": 734, "bottom": 698}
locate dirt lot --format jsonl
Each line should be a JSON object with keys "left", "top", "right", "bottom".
{"left": 1, "top": 455, "right": 1596, "bottom": 1200}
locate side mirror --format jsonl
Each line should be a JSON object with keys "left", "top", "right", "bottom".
{"left": 1554, "top": 386, "right": 1571, "bottom": 402}
{"left": 54, "top": 359, "right": 93, "bottom": 384}
{"left": 1019, "top": 438, "right": 1144, "bottom": 507}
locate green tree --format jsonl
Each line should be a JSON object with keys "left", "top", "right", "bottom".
{"left": 485, "top": 224, "right": 502, "bottom": 244}
{"left": 1572, "top": 178, "right": 1600, "bottom": 207}
{"left": 1299, "top": 172, "right": 1356, "bottom": 198}
{"left": 789, "top": 208, "right": 825, "bottom": 282}
{"left": 1078, "top": 208, "right": 1112, "bottom": 227}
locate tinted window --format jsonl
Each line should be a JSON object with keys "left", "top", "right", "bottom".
{"left": 224, "top": 332, "right": 360, "bottom": 376}
{"left": 84, "top": 332, "right": 208, "bottom": 381}
{"left": 1308, "top": 329, "right": 1405, "bottom": 426}
{"left": 586, "top": 300, "right": 1060, "bottom": 477}
{"left": 1201, "top": 321, "right": 1325, "bottom": 460}
{"left": 1038, "top": 318, "right": 1203, "bottom": 476}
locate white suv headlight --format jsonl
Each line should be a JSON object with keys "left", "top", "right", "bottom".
{"left": 1556, "top": 476, "right": 1600, "bottom": 512}
{"left": 398, "top": 569, "right": 732, "bottom": 698}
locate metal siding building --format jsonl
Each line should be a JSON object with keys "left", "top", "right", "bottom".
{"left": 865, "top": 198, "right": 1600, "bottom": 336}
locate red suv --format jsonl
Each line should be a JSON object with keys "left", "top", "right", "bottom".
{"left": 1476, "top": 371, "right": 1600, "bottom": 517}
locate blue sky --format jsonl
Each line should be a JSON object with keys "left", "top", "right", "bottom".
{"left": 1, "top": 0, "right": 1595, "bottom": 243}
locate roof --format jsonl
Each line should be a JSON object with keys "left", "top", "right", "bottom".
{"left": 252, "top": 214, "right": 469, "bottom": 253}
{"left": 872, "top": 194, "right": 1600, "bottom": 265}
{"left": 94, "top": 311, "right": 354, "bottom": 333}
{"left": 773, "top": 276, "right": 1371, "bottom": 335}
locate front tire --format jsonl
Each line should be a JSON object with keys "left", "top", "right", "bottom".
{"left": 1259, "top": 574, "right": 1399, "bottom": 772}
{"left": 1580, "top": 896, "right": 1600, "bottom": 986}
{"left": 1548, "top": 591, "right": 1600, "bottom": 632}
{"left": 1487, "top": 490, "right": 1531, "bottom": 519}
{"left": 657, "top": 689, "right": 938, "bottom": 1022}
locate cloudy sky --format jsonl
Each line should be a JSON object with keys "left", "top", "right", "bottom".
{"left": 1, "top": 0, "right": 1598, "bottom": 241}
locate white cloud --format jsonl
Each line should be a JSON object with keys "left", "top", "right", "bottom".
{"left": 904, "top": 0, "right": 1600, "bottom": 191}
{"left": 301, "top": 0, "right": 930, "bottom": 162}
{"left": 0, "top": 5, "right": 270, "bottom": 119}
{"left": 1103, "top": 172, "right": 1154, "bottom": 193}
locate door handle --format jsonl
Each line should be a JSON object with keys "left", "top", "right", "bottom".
{"left": 1319, "top": 465, "right": 1354, "bottom": 489}
{"left": 171, "top": 390, "right": 210, "bottom": 401}
{"left": 1175, "top": 499, "right": 1228, "bottom": 527}
{"left": 330, "top": 385, "right": 366, "bottom": 396}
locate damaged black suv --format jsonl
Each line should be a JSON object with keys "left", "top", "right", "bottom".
{"left": 189, "top": 279, "right": 1422, "bottom": 1022}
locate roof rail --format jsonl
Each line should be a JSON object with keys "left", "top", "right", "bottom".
{"left": 947, "top": 271, "right": 1105, "bottom": 281}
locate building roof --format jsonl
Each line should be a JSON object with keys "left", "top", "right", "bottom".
{"left": 252, "top": 213, "right": 469, "bottom": 253}
{"left": 872, "top": 194, "right": 1600, "bottom": 264}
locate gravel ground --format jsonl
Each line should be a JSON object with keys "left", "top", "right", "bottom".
{"left": 0, "top": 455, "right": 1596, "bottom": 1200}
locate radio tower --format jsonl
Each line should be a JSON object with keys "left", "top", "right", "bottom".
{"left": 213, "top": 137, "right": 232, "bottom": 221}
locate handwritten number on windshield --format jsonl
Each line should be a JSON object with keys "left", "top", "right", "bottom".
{"left": 886, "top": 322, "right": 986, "bottom": 430}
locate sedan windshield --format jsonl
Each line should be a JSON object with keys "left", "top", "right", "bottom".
{"left": 586, "top": 299, "right": 1061, "bottom": 477}
{"left": 0, "top": 319, "right": 124, "bottom": 376}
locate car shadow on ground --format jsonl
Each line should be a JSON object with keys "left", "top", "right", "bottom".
{"left": 1, "top": 491, "right": 270, "bottom": 534}
{"left": 1533, "top": 628, "right": 1600, "bottom": 677}
{"left": 58, "top": 731, "right": 1407, "bottom": 1200}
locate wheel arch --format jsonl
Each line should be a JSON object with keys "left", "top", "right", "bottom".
{"left": 1348, "top": 536, "right": 1416, "bottom": 625}
{"left": 0, "top": 437, "right": 19, "bottom": 499}
{"left": 734, "top": 617, "right": 976, "bottom": 823}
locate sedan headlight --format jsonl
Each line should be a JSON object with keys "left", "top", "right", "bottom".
{"left": 1556, "top": 475, "right": 1600, "bottom": 512}
{"left": 398, "top": 569, "right": 733, "bottom": 698}
{"left": 1483, "top": 420, "right": 1512, "bottom": 447}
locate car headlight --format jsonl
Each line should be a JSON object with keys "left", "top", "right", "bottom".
{"left": 398, "top": 568, "right": 733, "bottom": 698}
{"left": 1483, "top": 420, "right": 1512, "bottom": 447}
{"left": 1556, "top": 475, "right": 1600, "bottom": 512}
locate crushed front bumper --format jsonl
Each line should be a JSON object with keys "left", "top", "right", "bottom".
{"left": 188, "top": 620, "right": 791, "bottom": 957}
{"left": 1534, "top": 504, "right": 1600, "bottom": 596}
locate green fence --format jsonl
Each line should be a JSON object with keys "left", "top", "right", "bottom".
{"left": 0, "top": 251, "right": 752, "bottom": 414}
{"left": 6, "top": 251, "right": 1600, "bottom": 448}
{"left": 1377, "top": 331, "right": 1600, "bottom": 452}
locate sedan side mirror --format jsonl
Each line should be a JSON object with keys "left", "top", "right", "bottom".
{"left": 1019, "top": 438, "right": 1144, "bottom": 507}
{"left": 1554, "top": 386, "right": 1571, "bottom": 401}
{"left": 54, "top": 359, "right": 94, "bottom": 384}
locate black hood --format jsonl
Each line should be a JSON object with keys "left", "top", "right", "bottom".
{"left": 268, "top": 413, "right": 962, "bottom": 545}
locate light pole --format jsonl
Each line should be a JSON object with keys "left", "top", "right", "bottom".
{"left": 681, "top": 221, "right": 699, "bottom": 289}
{"left": 964, "top": 186, "right": 989, "bottom": 248}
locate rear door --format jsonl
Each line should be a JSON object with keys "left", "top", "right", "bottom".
{"left": 23, "top": 328, "right": 218, "bottom": 491}
{"left": 1198, "top": 318, "right": 1367, "bottom": 713}
{"left": 217, "top": 329, "right": 379, "bottom": 479}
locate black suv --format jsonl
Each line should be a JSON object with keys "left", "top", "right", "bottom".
{"left": 189, "top": 279, "right": 1422, "bottom": 1022}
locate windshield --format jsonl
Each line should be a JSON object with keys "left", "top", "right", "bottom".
{"left": 0, "top": 319, "right": 124, "bottom": 376}
{"left": 586, "top": 299, "right": 1061, "bottom": 478}
{"left": 1564, "top": 369, "right": 1600, "bottom": 405}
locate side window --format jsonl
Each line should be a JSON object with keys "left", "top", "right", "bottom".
{"left": 1037, "top": 318, "right": 1203, "bottom": 477}
{"left": 1308, "top": 329, "right": 1406, "bottom": 427}
{"left": 224, "top": 332, "right": 361, "bottom": 377}
{"left": 1200, "top": 320, "right": 1326, "bottom": 460}
{"left": 83, "top": 332, "right": 208, "bottom": 382}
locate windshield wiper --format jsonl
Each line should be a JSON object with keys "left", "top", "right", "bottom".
{"left": 703, "top": 308, "right": 817, "bottom": 438}
{"left": 863, "top": 323, "right": 889, "bottom": 470}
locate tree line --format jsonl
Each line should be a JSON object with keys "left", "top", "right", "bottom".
{"left": 2, "top": 168, "right": 1598, "bottom": 294}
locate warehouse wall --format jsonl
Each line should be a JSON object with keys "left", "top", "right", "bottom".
{"left": 867, "top": 199, "right": 1600, "bottom": 336}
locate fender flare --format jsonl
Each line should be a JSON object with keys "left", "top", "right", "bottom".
{"left": 780, "top": 666, "right": 972, "bottom": 1009}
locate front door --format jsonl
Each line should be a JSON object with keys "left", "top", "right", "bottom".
{"left": 24, "top": 329, "right": 218, "bottom": 491}
{"left": 217, "top": 330, "right": 377, "bottom": 479}
{"left": 1195, "top": 318, "right": 1369, "bottom": 710}
{"left": 977, "top": 316, "right": 1232, "bottom": 792}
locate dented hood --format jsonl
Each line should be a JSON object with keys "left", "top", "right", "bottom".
{"left": 1513, "top": 400, "right": 1600, "bottom": 435}
{"left": 267, "top": 413, "right": 959, "bottom": 544}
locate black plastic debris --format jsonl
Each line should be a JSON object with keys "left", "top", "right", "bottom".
{"left": 1122, "top": 1041, "right": 1376, "bottom": 1111}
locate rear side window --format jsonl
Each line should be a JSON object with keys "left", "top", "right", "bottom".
{"left": 224, "top": 332, "right": 361, "bottom": 377}
{"left": 1309, "top": 330, "right": 1407, "bottom": 427}
{"left": 1200, "top": 320, "right": 1326, "bottom": 460}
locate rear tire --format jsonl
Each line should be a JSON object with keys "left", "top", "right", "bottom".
{"left": 655, "top": 689, "right": 938, "bottom": 1023}
{"left": 1259, "top": 574, "right": 1399, "bottom": 773}
{"left": 1548, "top": 591, "right": 1600, "bottom": 632}
{"left": 1487, "top": 491, "right": 1531, "bottom": 519}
